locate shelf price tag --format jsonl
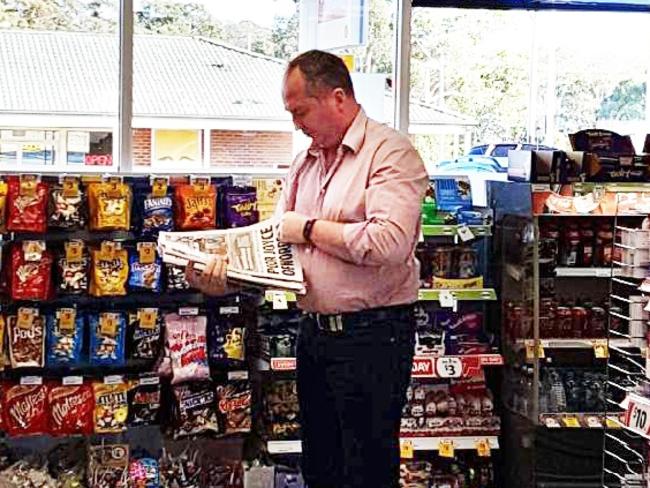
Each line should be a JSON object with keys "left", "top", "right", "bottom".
{"left": 399, "top": 439, "right": 414, "bottom": 459}
{"left": 544, "top": 417, "right": 561, "bottom": 428}
{"left": 562, "top": 417, "right": 581, "bottom": 428}
{"left": 606, "top": 417, "right": 622, "bottom": 429}
{"left": 439, "top": 290, "right": 456, "bottom": 311}
{"left": 586, "top": 416, "right": 602, "bottom": 428}
{"left": 438, "top": 440, "right": 454, "bottom": 458}
{"left": 457, "top": 224, "right": 475, "bottom": 242}
{"left": 625, "top": 398, "right": 650, "bottom": 436}
{"left": 435, "top": 357, "right": 463, "bottom": 378}
{"left": 593, "top": 340, "right": 609, "bottom": 359}
{"left": 475, "top": 439, "right": 491, "bottom": 457}
{"left": 271, "top": 291, "right": 288, "bottom": 311}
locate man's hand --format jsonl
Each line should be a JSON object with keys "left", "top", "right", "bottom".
{"left": 278, "top": 211, "right": 309, "bottom": 244}
{"left": 185, "top": 256, "right": 228, "bottom": 296}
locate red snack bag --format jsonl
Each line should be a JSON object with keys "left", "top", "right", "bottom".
{"left": 3, "top": 383, "right": 48, "bottom": 436}
{"left": 174, "top": 182, "right": 217, "bottom": 230}
{"left": 6, "top": 177, "right": 48, "bottom": 233}
{"left": 10, "top": 242, "right": 53, "bottom": 301}
{"left": 48, "top": 383, "right": 94, "bottom": 435}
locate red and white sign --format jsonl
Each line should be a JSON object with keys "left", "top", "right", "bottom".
{"left": 411, "top": 354, "right": 504, "bottom": 379}
{"left": 270, "top": 357, "right": 297, "bottom": 371}
{"left": 624, "top": 394, "right": 650, "bottom": 438}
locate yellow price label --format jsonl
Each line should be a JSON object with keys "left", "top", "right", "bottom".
{"left": 19, "top": 175, "right": 37, "bottom": 197}
{"left": 475, "top": 439, "right": 491, "bottom": 457}
{"left": 191, "top": 177, "right": 210, "bottom": 194}
{"left": 65, "top": 240, "right": 84, "bottom": 263}
{"left": 439, "top": 440, "right": 454, "bottom": 458}
{"left": 151, "top": 177, "right": 169, "bottom": 198}
{"left": 593, "top": 341, "right": 609, "bottom": 359}
{"left": 138, "top": 242, "right": 156, "bottom": 265}
{"left": 62, "top": 177, "right": 80, "bottom": 198}
{"left": 563, "top": 417, "right": 581, "bottom": 428}
{"left": 525, "top": 341, "right": 545, "bottom": 360}
{"left": 100, "top": 241, "right": 118, "bottom": 261}
{"left": 138, "top": 308, "right": 158, "bottom": 330}
{"left": 100, "top": 313, "right": 119, "bottom": 337}
{"left": 57, "top": 308, "right": 76, "bottom": 332}
{"left": 17, "top": 308, "right": 36, "bottom": 330}
{"left": 399, "top": 440, "right": 414, "bottom": 459}
{"left": 606, "top": 418, "right": 621, "bottom": 429}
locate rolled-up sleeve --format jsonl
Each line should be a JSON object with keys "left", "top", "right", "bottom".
{"left": 341, "top": 141, "right": 428, "bottom": 266}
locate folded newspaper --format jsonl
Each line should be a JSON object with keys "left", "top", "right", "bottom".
{"left": 157, "top": 220, "right": 306, "bottom": 294}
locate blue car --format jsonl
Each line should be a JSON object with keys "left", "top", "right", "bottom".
{"left": 436, "top": 155, "right": 506, "bottom": 173}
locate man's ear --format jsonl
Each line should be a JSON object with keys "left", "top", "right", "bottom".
{"left": 332, "top": 87, "right": 347, "bottom": 107}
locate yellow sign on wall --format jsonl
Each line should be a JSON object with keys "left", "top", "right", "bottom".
{"left": 154, "top": 129, "right": 201, "bottom": 165}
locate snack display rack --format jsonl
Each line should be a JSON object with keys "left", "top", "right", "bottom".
{"left": 490, "top": 181, "right": 645, "bottom": 488}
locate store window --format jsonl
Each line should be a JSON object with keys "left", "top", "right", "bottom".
{"left": 0, "top": 2, "right": 119, "bottom": 172}
{"left": 410, "top": 8, "right": 650, "bottom": 173}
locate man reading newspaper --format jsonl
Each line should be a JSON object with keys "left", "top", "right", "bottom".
{"left": 188, "top": 50, "right": 428, "bottom": 488}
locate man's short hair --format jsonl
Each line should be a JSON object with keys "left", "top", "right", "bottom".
{"left": 287, "top": 50, "right": 355, "bottom": 97}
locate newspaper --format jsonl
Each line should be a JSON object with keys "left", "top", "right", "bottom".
{"left": 158, "top": 220, "right": 305, "bottom": 294}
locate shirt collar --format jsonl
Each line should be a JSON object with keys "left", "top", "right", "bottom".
{"left": 307, "top": 107, "right": 367, "bottom": 158}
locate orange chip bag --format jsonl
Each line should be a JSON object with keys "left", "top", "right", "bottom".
{"left": 174, "top": 183, "right": 217, "bottom": 230}
{"left": 90, "top": 245, "right": 129, "bottom": 297}
{"left": 88, "top": 181, "right": 132, "bottom": 231}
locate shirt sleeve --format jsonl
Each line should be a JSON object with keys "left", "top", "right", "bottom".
{"left": 319, "top": 138, "right": 429, "bottom": 267}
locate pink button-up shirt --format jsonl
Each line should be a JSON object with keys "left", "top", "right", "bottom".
{"left": 279, "top": 108, "right": 429, "bottom": 314}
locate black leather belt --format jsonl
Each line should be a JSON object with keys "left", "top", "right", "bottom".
{"left": 306, "top": 304, "right": 414, "bottom": 333}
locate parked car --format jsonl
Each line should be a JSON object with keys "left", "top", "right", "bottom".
{"left": 436, "top": 142, "right": 558, "bottom": 173}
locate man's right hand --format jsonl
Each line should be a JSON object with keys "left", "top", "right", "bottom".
{"left": 185, "top": 256, "right": 228, "bottom": 296}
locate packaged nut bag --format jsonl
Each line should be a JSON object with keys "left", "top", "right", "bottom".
{"left": 93, "top": 381, "right": 129, "bottom": 434}
{"left": 89, "top": 312, "right": 126, "bottom": 367}
{"left": 8, "top": 308, "right": 45, "bottom": 368}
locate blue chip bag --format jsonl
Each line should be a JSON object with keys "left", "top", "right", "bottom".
{"left": 46, "top": 309, "right": 84, "bottom": 367}
{"left": 89, "top": 312, "right": 126, "bottom": 366}
{"left": 142, "top": 192, "right": 174, "bottom": 238}
{"left": 128, "top": 249, "right": 162, "bottom": 293}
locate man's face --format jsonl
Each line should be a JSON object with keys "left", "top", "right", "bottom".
{"left": 282, "top": 68, "right": 342, "bottom": 150}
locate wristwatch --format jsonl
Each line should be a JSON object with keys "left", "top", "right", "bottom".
{"left": 303, "top": 219, "right": 317, "bottom": 243}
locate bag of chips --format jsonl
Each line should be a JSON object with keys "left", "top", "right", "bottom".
{"left": 166, "top": 264, "right": 191, "bottom": 291}
{"left": 128, "top": 246, "right": 162, "bottom": 293}
{"left": 88, "top": 444, "right": 130, "bottom": 488}
{"left": 6, "top": 177, "right": 48, "bottom": 233}
{"left": 89, "top": 312, "right": 126, "bottom": 367}
{"left": 90, "top": 244, "right": 129, "bottom": 297}
{"left": 172, "top": 382, "right": 220, "bottom": 438}
{"left": 46, "top": 309, "right": 84, "bottom": 367}
{"left": 10, "top": 242, "right": 53, "bottom": 301}
{"left": 3, "top": 383, "right": 48, "bottom": 436}
{"left": 8, "top": 310, "right": 45, "bottom": 368}
{"left": 48, "top": 383, "right": 94, "bottom": 436}
{"left": 48, "top": 182, "right": 86, "bottom": 230}
{"left": 165, "top": 313, "right": 210, "bottom": 384}
{"left": 208, "top": 311, "right": 246, "bottom": 367}
{"left": 88, "top": 181, "right": 132, "bottom": 231}
{"left": 127, "top": 375, "right": 161, "bottom": 427}
{"left": 128, "top": 309, "right": 163, "bottom": 361}
{"left": 0, "top": 180, "right": 7, "bottom": 233}
{"left": 129, "top": 458, "right": 160, "bottom": 488}
{"left": 138, "top": 180, "right": 174, "bottom": 237}
{"left": 216, "top": 375, "right": 252, "bottom": 435}
{"left": 174, "top": 182, "right": 217, "bottom": 230}
{"left": 220, "top": 186, "right": 259, "bottom": 228}
{"left": 93, "top": 382, "right": 129, "bottom": 434}
{"left": 58, "top": 259, "right": 89, "bottom": 295}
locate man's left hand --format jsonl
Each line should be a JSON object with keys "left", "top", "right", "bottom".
{"left": 278, "top": 211, "right": 309, "bottom": 244}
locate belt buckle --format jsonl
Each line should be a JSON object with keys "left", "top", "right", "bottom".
{"left": 316, "top": 314, "right": 344, "bottom": 333}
